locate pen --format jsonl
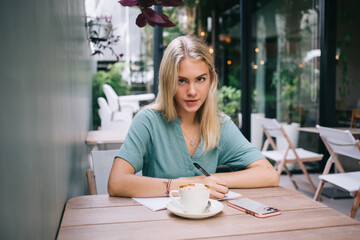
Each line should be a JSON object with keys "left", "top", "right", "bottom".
{"left": 193, "top": 162, "right": 211, "bottom": 177}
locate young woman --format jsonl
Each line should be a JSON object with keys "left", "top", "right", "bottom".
{"left": 108, "top": 36, "right": 279, "bottom": 199}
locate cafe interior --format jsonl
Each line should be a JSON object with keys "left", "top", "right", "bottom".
{"left": 1, "top": 0, "right": 360, "bottom": 239}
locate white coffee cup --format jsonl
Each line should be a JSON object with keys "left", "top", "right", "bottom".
{"left": 169, "top": 183, "right": 210, "bottom": 214}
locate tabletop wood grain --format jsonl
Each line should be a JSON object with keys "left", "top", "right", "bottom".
{"left": 57, "top": 187, "right": 360, "bottom": 239}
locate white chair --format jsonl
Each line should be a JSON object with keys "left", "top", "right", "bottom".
{"left": 313, "top": 125, "right": 360, "bottom": 218}
{"left": 260, "top": 118, "right": 323, "bottom": 192}
{"left": 103, "top": 83, "right": 155, "bottom": 114}
{"left": 103, "top": 84, "right": 121, "bottom": 112}
{"left": 98, "top": 97, "right": 132, "bottom": 131}
{"left": 119, "top": 93, "right": 155, "bottom": 113}
{"left": 119, "top": 97, "right": 140, "bottom": 113}
{"left": 86, "top": 149, "right": 142, "bottom": 195}
{"left": 86, "top": 149, "right": 118, "bottom": 195}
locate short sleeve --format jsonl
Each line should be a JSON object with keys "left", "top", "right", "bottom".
{"left": 218, "top": 116, "right": 265, "bottom": 170}
{"left": 115, "top": 109, "right": 153, "bottom": 173}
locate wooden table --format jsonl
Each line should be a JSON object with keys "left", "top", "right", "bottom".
{"left": 57, "top": 187, "right": 360, "bottom": 239}
{"left": 299, "top": 127, "right": 360, "bottom": 135}
{"left": 85, "top": 130, "right": 128, "bottom": 146}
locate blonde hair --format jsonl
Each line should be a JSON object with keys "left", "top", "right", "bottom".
{"left": 151, "top": 35, "right": 221, "bottom": 152}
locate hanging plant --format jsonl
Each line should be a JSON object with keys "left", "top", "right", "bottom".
{"left": 86, "top": 16, "right": 123, "bottom": 60}
{"left": 88, "top": 16, "right": 113, "bottom": 41}
{"left": 118, "top": 0, "right": 186, "bottom": 28}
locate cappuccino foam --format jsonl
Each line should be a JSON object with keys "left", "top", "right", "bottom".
{"left": 180, "top": 183, "right": 210, "bottom": 191}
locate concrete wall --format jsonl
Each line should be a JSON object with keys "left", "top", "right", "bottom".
{"left": 0, "top": 0, "right": 94, "bottom": 239}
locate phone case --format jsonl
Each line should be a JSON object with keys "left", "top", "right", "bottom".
{"left": 227, "top": 198, "right": 281, "bottom": 218}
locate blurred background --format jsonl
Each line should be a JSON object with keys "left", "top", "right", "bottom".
{"left": 1, "top": 0, "right": 359, "bottom": 238}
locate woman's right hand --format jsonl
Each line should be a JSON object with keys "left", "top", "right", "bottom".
{"left": 199, "top": 175, "right": 229, "bottom": 199}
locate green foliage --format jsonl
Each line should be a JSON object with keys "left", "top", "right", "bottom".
{"left": 272, "top": 64, "right": 302, "bottom": 123}
{"left": 274, "top": 66, "right": 300, "bottom": 103}
{"left": 162, "top": 1, "right": 196, "bottom": 45}
{"left": 217, "top": 86, "right": 241, "bottom": 124}
{"left": 92, "top": 62, "right": 131, "bottom": 129}
{"left": 163, "top": 6, "right": 184, "bottom": 45}
{"left": 228, "top": 66, "right": 241, "bottom": 89}
{"left": 337, "top": 6, "right": 353, "bottom": 102}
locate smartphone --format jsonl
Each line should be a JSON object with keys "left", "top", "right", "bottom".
{"left": 227, "top": 198, "right": 281, "bottom": 218}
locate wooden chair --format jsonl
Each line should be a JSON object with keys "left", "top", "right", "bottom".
{"left": 351, "top": 188, "right": 360, "bottom": 218}
{"left": 350, "top": 109, "right": 360, "bottom": 128}
{"left": 260, "top": 118, "right": 323, "bottom": 192}
{"left": 313, "top": 125, "right": 360, "bottom": 218}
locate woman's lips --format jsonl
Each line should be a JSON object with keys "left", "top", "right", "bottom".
{"left": 185, "top": 99, "right": 198, "bottom": 106}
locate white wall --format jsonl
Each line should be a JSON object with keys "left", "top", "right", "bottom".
{"left": 0, "top": 0, "right": 93, "bottom": 239}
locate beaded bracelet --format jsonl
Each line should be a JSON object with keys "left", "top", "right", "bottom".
{"left": 165, "top": 179, "right": 172, "bottom": 196}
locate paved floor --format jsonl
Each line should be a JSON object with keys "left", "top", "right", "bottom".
{"left": 279, "top": 173, "right": 360, "bottom": 221}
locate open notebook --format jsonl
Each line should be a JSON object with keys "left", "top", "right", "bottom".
{"left": 133, "top": 191, "right": 242, "bottom": 211}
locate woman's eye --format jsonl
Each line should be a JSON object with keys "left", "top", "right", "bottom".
{"left": 178, "top": 79, "right": 186, "bottom": 84}
{"left": 197, "top": 77, "right": 205, "bottom": 82}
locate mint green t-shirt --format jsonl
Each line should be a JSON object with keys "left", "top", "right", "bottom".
{"left": 116, "top": 108, "right": 264, "bottom": 178}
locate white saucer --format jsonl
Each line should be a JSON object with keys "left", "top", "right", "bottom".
{"left": 166, "top": 199, "right": 223, "bottom": 219}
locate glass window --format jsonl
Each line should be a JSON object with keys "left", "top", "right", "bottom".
{"left": 252, "top": 0, "right": 320, "bottom": 156}
{"left": 253, "top": 0, "right": 320, "bottom": 127}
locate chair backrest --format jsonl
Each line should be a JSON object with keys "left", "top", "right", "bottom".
{"left": 98, "top": 97, "right": 132, "bottom": 131}
{"left": 260, "top": 118, "right": 300, "bottom": 152}
{"left": 98, "top": 97, "right": 112, "bottom": 123}
{"left": 91, "top": 149, "right": 143, "bottom": 194}
{"left": 260, "top": 118, "right": 284, "bottom": 138}
{"left": 91, "top": 149, "right": 119, "bottom": 195}
{"left": 103, "top": 84, "right": 120, "bottom": 112}
{"left": 316, "top": 125, "right": 360, "bottom": 160}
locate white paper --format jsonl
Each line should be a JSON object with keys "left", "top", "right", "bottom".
{"left": 222, "top": 191, "right": 242, "bottom": 200}
{"left": 132, "top": 197, "right": 173, "bottom": 211}
{"left": 133, "top": 190, "right": 242, "bottom": 211}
